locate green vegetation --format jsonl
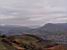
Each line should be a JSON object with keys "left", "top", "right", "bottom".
{"left": 0, "top": 34, "right": 61, "bottom": 50}
{"left": 8, "top": 34, "right": 58, "bottom": 50}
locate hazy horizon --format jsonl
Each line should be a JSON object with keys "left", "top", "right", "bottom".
{"left": 0, "top": 23, "right": 67, "bottom": 28}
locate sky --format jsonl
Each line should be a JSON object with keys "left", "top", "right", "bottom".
{"left": 0, "top": 0, "right": 66, "bottom": 28}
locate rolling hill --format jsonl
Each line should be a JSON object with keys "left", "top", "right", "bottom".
{"left": 0, "top": 34, "right": 66, "bottom": 50}
{"left": 0, "top": 23, "right": 67, "bottom": 44}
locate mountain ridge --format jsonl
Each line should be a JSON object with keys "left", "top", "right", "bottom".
{"left": 0, "top": 23, "right": 67, "bottom": 44}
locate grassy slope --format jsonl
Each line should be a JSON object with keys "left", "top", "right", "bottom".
{"left": 8, "top": 35, "right": 59, "bottom": 50}
{"left": 0, "top": 34, "right": 66, "bottom": 50}
{"left": 0, "top": 37, "right": 16, "bottom": 50}
{"left": 0, "top": 37, "right": 7, "bottom": 50}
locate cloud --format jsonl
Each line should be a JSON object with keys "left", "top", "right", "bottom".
{"left": 48, "top": 17, "right": 67, "bottom": 23}
{"left": 0, "top": 0, "right": 66, "bottom": 28}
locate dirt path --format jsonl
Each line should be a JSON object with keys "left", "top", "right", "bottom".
{"left": 12, "top": 43, "right": 25, "bottom": 50}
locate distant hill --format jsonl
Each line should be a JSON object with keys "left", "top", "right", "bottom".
{"left": 0, "top": 23, "right": 67, "bottom": 44}
{"left": 40, "top": 23, "right": 67, "bottom": 33}
{"left": 0, "top": 25, "right": 31, "bottom": 35}
{"left": 0, "top": 23, "right": 67, "bottom": 34}
{"left": 33, "top": 23, "right": 67, "bottom": 44}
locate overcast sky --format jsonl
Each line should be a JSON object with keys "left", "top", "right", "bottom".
{"left": 0, "top": 0, "right": 66, "bottom": 28}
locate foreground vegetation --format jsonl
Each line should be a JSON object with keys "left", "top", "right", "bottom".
{"left": 0, "top": 34, "right": 66, "bottom": 50}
